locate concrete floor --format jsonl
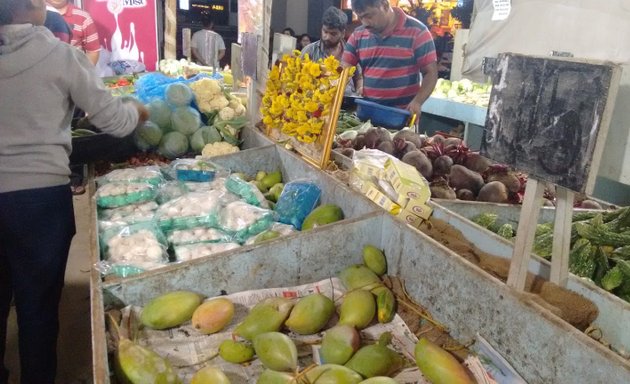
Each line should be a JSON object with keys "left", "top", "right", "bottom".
{"left": 5, "top": 193, "right": 93, "bottom": 384}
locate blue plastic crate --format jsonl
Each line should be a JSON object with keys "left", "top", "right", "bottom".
{"left": 355, "top": 98, "right": 411, "bottom": 130}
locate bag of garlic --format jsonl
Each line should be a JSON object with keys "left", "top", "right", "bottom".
{"left": 155, "top": 181, "right": 190, "bottom": 205}
{"left": 98, "top": 221, "right": 169, "bottom": 275}
{"left": 166, "top": 226, "right": 233, "bottom": 246}
{"left": 155, "top": 190, "right": 227, "bottom": 231}
{"left": 98, "top": 201, "right": 160, "bottom": 232}
{"left": 217, "top": 201, "right": 276, "bottom": 243}
{"left": 224, "top": 174, "right": 269, "bottom": 208}
{"left": 173, "top": 242, "right": 241, "bottom": 262}
{"left": 95, "top": 181, "right": 158, "bottom": 208}
{"left": 97, "top": 166, "right": 165, "bottom": 186}
{"left": 243, "top": 222, "right": 298, "bottom": 245}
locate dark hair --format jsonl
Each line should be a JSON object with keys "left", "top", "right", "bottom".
{"left": 322, "top": 6, "right": 347, "bottom": 31}
{"left": 0, "top": 0, "right": 33, "bottom": 25}
{"left": 351, "top": 0, "right": 387, "bottom": 13}
{"left": 283, "top": 27, "right": 295, "bottom": 36}
{"left": 201, "top": 13, "right": 214, "bottom": 28}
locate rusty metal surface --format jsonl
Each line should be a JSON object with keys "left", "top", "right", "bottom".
{"left": 98, "top": 213, "right": 630, "bottom": 383}
{"left": 430, "top": 199, "right": 630, "bottom": 357}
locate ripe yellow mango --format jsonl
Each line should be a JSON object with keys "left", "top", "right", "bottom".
{"left": 285, "top": 293, "right": 334, "bottom": 335}
{"left": 190, "top": 366, "right": 231, "bottom": 384}
{"left": 140, "top": 291, "right": 203, "bottom": 330}
{"left": 414, "top": 338, "right": 474, "bottom": 384}
{"left": 338, "top": 289, "right": 376, "bottom": 329}
{"left": 192, "top": 297, "right": 234, "bottom": 334}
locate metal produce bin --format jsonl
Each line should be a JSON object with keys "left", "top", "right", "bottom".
{"left": 93, "top": 212, "right": 630, "bottom": 383}
{"left": 429, "top": 200, "right": 630, "bottom": 355}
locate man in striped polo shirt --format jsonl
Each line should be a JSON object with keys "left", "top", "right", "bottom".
{"left": 47, "top": 0, "right": 100, "bottom": 65}
{"left": 342, "top": 0, "right": 438, "bottom": 117}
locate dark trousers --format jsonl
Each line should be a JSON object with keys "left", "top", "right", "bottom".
{"left": 0, "top": 184, "right": 76, "bottom": 384}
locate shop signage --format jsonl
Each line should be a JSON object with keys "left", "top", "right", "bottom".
{"left": 83, "top": 0, "right": 159, "bottom": 73}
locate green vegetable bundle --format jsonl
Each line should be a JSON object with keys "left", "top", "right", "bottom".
{"left": 472, "top": 206, "right": 630, "bottom": 302}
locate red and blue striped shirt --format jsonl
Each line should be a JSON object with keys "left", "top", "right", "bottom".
{"left": 343, "top": 7, "right": 437, "bottom": 108}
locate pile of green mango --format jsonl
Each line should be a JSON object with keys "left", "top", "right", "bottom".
{"left": 111, "top": 244, "right": 475, "bottom": 384}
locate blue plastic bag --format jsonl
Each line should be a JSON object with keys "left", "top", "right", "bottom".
{"left": 274, "top": 181, "right": 321, "bottom": 230}
{"left": 135, "top": 72, "right": 223, "bottom": 104}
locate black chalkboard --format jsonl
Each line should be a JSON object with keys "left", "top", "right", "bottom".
{"left": 481, "top": 53, "right": 619, "bottom": 193}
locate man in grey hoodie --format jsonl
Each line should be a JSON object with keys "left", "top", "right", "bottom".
{"left": 0, "top": 0, "right": 148, "bottom": 382}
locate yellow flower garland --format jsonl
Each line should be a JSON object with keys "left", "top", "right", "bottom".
{"left": 261, "top": 51, "right": 353, "bottom": 144}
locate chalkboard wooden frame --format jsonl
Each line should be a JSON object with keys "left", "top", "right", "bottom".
{"left": 481, "top": 53, "right": 622, "bottom": 194}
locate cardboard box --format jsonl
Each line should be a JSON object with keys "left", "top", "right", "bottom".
{"left": 365, "top": 185, "right": 401, "bottom": 215}
{"left": 383, "top": 158, "right": 431, "bottom": 204}
{"left": 396, "top": 204, "right": 433, "bottom": 228}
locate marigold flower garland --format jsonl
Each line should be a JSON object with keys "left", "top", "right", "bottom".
{"left": 261, "top": 51, "right": 354, "bottom": 144}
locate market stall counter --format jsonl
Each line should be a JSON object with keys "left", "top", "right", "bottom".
{"left": 93, "top": 211, "right": 630, "bottom": 383}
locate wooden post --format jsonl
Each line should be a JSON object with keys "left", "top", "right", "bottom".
{"left": 507, "top": 178, "right": 545, "bottom": 291}
{"left": 550, "top": 187, "right": 575, "bottom": 287}
{"left": 164, "top": 0, "right": 177, "bottom": 59}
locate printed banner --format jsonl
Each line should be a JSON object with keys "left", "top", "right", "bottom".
{"left": 83, "top": 0, "right": 159, "bottom": 76}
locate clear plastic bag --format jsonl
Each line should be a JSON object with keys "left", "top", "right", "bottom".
{"left": 155, "top": 181, "right": 190, "bottom": 205}
{"left": 217, "top": 201, "right": 276, "bottom": 243}
{"left": 243, "top": 222, "right": 297, "bottom": 245}
{"left": 274, "top": 180, "right": 322, "bottom": 230}
{"left": 174, "top": 242, "right": 241, "bottom": 262}
{"left": 98, "top": 201, "right": 159, "bottom": 231}
{"left": 97, "top": 166, "right": 164, "bottom": 186}
{"left": 166, "top": 158, "right": 227, "bottom": 182}
{"left": 99, "top": 222, "right": 169, "bottom": 272}
{"left": 225, "top": 174, "right": 269, "bottom": 208}
{"left": 155, "top": 190, "right": 224, "bottom": 231}
{"left": 166, "top": 226, "right": 232, "bottom": 246}
{"left": 95, "top": 182, "right": 157, "bottom": 208}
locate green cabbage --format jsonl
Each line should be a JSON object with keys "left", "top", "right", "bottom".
{"left": 136, "top": 121, "right": 163, "bottom": 147}
{"left": 158, "top": 131, "right": 189, "bottom": 159}
{"left": 171, "top": 106, "right": 201, "bottom": 136}
{"left": 190, "top": 125, "right": 222, "bottom": 154}
{"left": 165, "top": 82, "right": 194, "bottom": 107}
{"left": 134, "top": 131, "right": 152, "bottom": 151}
{"left": 147, "top": 100, "right": 172, "bottom": 131}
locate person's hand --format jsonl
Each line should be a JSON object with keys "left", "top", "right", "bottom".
{"left": 355, "top": 86, "right": 364, "bottom": 96}
{"left": 406, "top": 98, "right": 422, "bottom": 116}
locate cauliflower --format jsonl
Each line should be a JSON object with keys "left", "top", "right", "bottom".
{"left": 189, "top": 78, "right": 228, "bottom": 113}
{"left": 201, "top": 141, "right": 240, "bottom": 158}
{"left": 228, "top": 98, "right": 241, "bottom": 110}
{"left": 233, "top": 103, "right": 246, "bottom": 117}
{"left": 218, "top": 106, "right": 236, "bottom": 121}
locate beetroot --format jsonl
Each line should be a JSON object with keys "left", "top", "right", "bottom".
{"left": 449, "top": 164, "right": 484, "bottom": 194}
{"left": 393, "top": 130, "right": 424, "bottom": 148}
{"left": 402, "top": 150, "right": 433, "bottom": 179}
{"left": 340, "top": 148, "right": 355, "bottom": 158}
{"left": 377, "top": 140, "right": 394, "bottom": 155}
{"left": 393, "top": 139, "right": 417, "bottom": 159}
{"left": 353, "top": 134, "right": 366, "bottom": 150}
{"left": 433, "top": 155, "right": 453, "bottom": 177}
{"left": 443, "top": 137, "right": 463, "bottom": 148}
{"left": 464, "top": 153, "right": 492, "bottom": 173}
{"left": 486, "top": 170, "right": 521, "bottom": 193}
{"left": 477, "top": 181, "right": 509, "bottom": 203}
{"left": 456, "top": 189, "right": 475, "bottom": 201}
{"left": 430, "top": 178, "right": 456, "bottom": 199}
{"left": 580, "top": 199, "right": 603, "bottom": 210}
{"left": 363, "top": 129, "right": 380, "bottom": 149}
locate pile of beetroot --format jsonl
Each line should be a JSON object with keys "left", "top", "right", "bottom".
{"left": 336, "top": 128, "right": 529, "bottom": 205}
